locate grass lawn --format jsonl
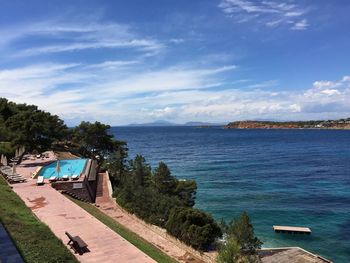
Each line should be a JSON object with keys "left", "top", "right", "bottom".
{"left": 67, "top": 196, "right": 177, "bottom": 263}
{"left": 0, "top": 176, "right": 78, "bottom": 263}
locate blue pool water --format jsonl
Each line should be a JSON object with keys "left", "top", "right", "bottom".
{"left": 39, "top": 159, "right": 87, "bottom": 178}
{"left": 111, "top": 126, "right": 350, "bottom": 263}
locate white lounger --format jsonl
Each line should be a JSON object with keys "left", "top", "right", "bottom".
{"left": 8, "top": 177, "right": 26, "bottom": 183}
{"left": 49, "top": 176, "right": 57, "bottom": 182}
{"left": 37, "top": 176, "right": 44, "bottom": 185}
{"left": 71, "top": 174, "right": 79, "bottom": 180}
{"left": 62, "top": 175, "right": 69, "bottom": 181}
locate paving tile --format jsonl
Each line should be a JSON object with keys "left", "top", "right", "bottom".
{"left": 11, "top": 178, "right": 155, "bottom": 263}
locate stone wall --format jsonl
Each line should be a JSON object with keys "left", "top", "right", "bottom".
{"left": 51, "top": 181, "right": 92, "bottom": 202}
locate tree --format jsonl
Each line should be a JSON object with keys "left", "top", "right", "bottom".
{"left": 111, "top": 154, "right": 221, "bottom": 251}
{"left": 72, "top": 121, "right": 117, "bottom": 162}
{"left": 153, "top": 162, "right": 177, "bottom": 194}
{"left": 174, "top": 179, "right": 197, "bottom": 207}
{"left": 165, "top": 207, "right": 222, "bottom": 251}
{"left": 106, "top": 141, "right": 128, "bottom": 186}
{"left": 227, "top": 212, "right": 262, "bottom": 254}
{"left": 217, "top": 238, "right": 241, "bottom": 263}
{"left": 0, "top": 98, "right": 68, "bottom": 160}
{"left": 4, "top": 108, "right": 67, "bottom": 162}
{"left": 130, "top": 155, "right": 152, "bottom": 186}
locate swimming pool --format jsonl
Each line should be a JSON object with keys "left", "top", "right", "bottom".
{"left": 39, "top": 159, "right": 87, "bottom": 179}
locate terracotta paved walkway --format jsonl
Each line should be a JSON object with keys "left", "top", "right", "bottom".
{"left": 96, "top": 173, "right": 212, "bottom": 263}
{"left": 12, "top": 181, "right": 155, "bottom": 263}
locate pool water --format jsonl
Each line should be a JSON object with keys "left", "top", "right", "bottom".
{"left": 39, "top": 159, "right": 87, "bottom": 178}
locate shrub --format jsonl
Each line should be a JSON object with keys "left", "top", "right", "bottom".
{"left": 165, "top": 207, "right": 222, "bottom": 251}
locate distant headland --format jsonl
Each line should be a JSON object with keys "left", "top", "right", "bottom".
{"left": 224, "top": 118, "right": 350, "bottom": 129}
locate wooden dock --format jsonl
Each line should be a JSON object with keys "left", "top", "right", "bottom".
{"left": 273, "top": 225, "right": 311, "bottom": 234}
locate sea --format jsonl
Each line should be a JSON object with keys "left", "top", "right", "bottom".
{"left": 111, "top": 126, "right": 350, "bottom": 263}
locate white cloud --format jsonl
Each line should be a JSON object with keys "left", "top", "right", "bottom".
{"left": 291, "top": 19, "right": 309, "bottom": 30}
{"left": 1, "top": 55, "right": 349, "bottom": 125}
{"left": 313, "top": 80, "right": 336, "bottom": 89}
{"left": 219, "top": 0, "right": 309, "bottom": 30}
{"left": 320, "top": 89, "right": 341, "bottom": 96}
{"left": 0, "top": 20, "right": 165, "bottom": 58}
{"left": 342, "top": 76, "right": 350, "bottom": 82}
{"left": 0, "top": 62, "right": 237, "bottom": 123}
{"left": 0, "top": 14, "right": 347, "bottom": 125}
{"left": 84, "top": 60, "right": 139, "bottom": 70}
{"left": 169, "top": 38, "right": 185, "bottom": 44}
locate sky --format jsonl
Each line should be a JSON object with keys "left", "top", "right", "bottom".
{"left": 0, "top": 0, "right": 350, "bottom": 126}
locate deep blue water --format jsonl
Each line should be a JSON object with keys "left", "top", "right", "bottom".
{"left": 111, "top": 126, "right": 350, "bottom": 262}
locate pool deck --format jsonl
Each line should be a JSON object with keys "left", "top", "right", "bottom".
{"left": 10, "top": 153, "right": 155, "bottom": 263}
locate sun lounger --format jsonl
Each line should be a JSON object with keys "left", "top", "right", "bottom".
{"left": 6, "top": 174, "right": 22, "bottom": 179}
{"left": 65, "top": 232, "right": 88, "bottom": 255}
{"left": 0, "top": 166, "right": 11, "bottom": 173}
{"left": 4, "top": 171, "right": 21, "bottom": 178}
{"left": 49, "top": 176, "right": 57, "bottom": 182}
{"left": 37, "top": 176, "right": 44, "bottom": 185}
{"left": 71, "top": 174, "right": 79, "bottom": 180}
{"left": 62, "top": 175, "right": 69, "bottom": 181}
{"left": 8, "top": 177, "right": 26, "bottom": 183}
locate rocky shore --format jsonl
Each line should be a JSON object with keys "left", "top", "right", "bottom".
{"left": 225, "top": 119, "right": 350, "bottom": 129}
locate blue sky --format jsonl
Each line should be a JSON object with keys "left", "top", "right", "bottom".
{"left": 0, "top": 0, "right": 350, "bottom": 125}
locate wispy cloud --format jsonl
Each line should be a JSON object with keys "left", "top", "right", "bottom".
{"left": 291, "top": 19, "right": 309, "bottom": 30}
{"left": 1, "top": 58, "right": 349, "bottom": 124}
{"left": 0, "top": 61, "right": 237, "bottom": 124}
{"left": 0, "top": 20, "right": 165, "bottom": 58}
{"left": 218, "top": 0, "right": 309, "bottom": 30}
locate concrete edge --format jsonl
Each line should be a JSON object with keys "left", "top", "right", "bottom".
{"left": 105, "top": 171, "right": 113, "bottom": 198}
{"left": 259, "top": 247, "right": 332, "bottom": 263}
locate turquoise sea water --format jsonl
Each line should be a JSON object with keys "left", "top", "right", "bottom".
{"left": 39, "top": 159, "right": 87, "bottom": 178}
{"left": 111, "top": 126, "right": 350, "bottom": 262}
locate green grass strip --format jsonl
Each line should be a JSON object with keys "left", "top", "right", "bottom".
{"left": 0, "top": 176, "right": 78, "bottom": 263}
{"left": 67, "top": 196, "right": 177, "bottom": 263}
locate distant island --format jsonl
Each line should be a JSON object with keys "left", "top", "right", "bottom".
{"left": 225, "top": 118, "right": 350, "bottom": 129}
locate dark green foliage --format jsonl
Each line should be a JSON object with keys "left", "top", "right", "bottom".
{"left": 153, "top": 162, "right": 177, "bottom": 194}
{"left": 0, "top": 98, "right": 67, "bottom": 156}
{"left": 0, "top": 142, "right": 15, "bottom": 157}
{"left": 217, "top": 213, "right": 262, "bottom": 262}
{"left": 217, "top": 238, "right": 241, "bottom": 263}
{"left": 165, "top": 207, "right": 222, "bottom": 251}
{"left": 111, "top": 156, "right": 219, "bottom": 250}
{"left": 174, "top": 179, "right": 197, "bottom": 207}
{"left": 114, "top": 158, "right": 181, "bottom": 226}
{"left": 106, "top": 144, "right": 129, "bottom": 186}
{"left": 227, "top": 212, "right": 262, "bottom": 254}
{"left": 130, "top": 155, "right": 152, "bottom": 186}
{"left": 7, "top": 110, "right": 67, "bottom": 152}
{"left": 72, "top": 121, "right": 115, "bottom": 160}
